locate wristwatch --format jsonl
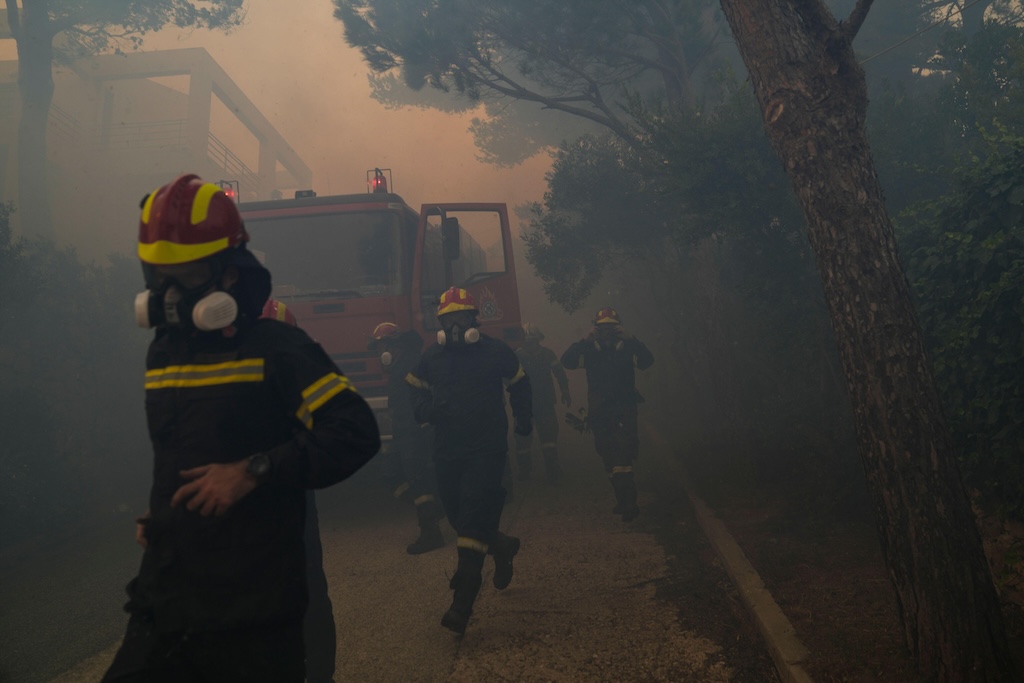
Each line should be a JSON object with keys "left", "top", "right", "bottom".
{"left": 245, "top": 453, "right": 271, "bottom": 482}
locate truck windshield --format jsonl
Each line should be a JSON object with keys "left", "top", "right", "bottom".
{"left": 246, "top": 211, "right": 404, "bottom": 300}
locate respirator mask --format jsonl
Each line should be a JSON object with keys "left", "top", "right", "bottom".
{"left": 135, "top": 260, "right": 238, "bottom": 332}
{"left": 437, "top": 312, "right": 481, "bottom": 346}
{"left": 593, "top": 324, "right": 623, "bottom": 351}
{"left": 379, "top": 350, "right": 394, "bottom": 368}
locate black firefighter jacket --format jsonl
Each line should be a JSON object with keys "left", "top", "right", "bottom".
{"left": 129, "top": 319, "right": 380, "bottom": 633}
{"left": 405, "top": 335, "right": 532, "bottom": 459}
{"left": 561, "top": 334, "right": 654, "bottom": 417}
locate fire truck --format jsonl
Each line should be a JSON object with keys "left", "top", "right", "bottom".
{"left": 237, "top": 170, "right": 524, "bottom": 438}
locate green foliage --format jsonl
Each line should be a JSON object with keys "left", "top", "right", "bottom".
{"left": 335, "top": 0, "right": 735, "bottom": 163}
{"left": 524, "top": 87, "right": 804, "bottom": 312}
{"left": 868, "top": 22, "right": 1024, "bottom": 515}
{"left": 898, "top": 131, "right": 1024, "bottom": 516}
{"left": 0, "top": 207, "right": 150, "bottom": 547}
{"left": 523, "top": 87, "right": 858, "bottom": 473}
{"left": 869, "top": 21, "right": 1024, "bottom": 216}
{"left": 51, "top": 0, "right": 246, "bottom": 59}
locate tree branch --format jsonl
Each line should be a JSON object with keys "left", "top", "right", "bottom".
{"left": 463, "top": 50, "right": 636, "bottom": 143}
{"left": 841, "top": 0, "right": 875, "bottom": 42}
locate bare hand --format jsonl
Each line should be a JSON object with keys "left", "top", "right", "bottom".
{"left": 171, "top": 460, "right": 257, "bottom": 517}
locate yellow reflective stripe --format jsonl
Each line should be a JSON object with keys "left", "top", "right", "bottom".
{"left": 610, "top": 466, "right": 634, "bottom": 475}
{"left": 507, "top": 364, "right": 526, "bottom": 385}
{"left": 296, "top": 372, "right": 353, "bottom": 429}
{"left": 437, "top": 302, "right": 477, "bottom": 315}
{"left": 191, "top": 183, "right": 222, "bottom": 225}
{"left": 276, "top": 302, "right": 289, "bottom": 321}
{"left": 138, "top": 237, "right": 230, "bottom": 265}
{"left": 413, "top": 494, "right": 435, "bottom": 506}
{"left": 405, "top": 373, "right": 429, "bottom": 390}
{"left": 145, "top": 359, "right": 264, "bottom": 389}
{"left": 140, "top": 189, "right": 159, "bottom": 225}
{"left": 393, "top": 482, "right": 410, "bottom": 499}
{"left": 456, "top": 537, "right": 489, "bottom": 554}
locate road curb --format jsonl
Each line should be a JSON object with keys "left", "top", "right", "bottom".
{"left": 680, "top": 473, "right": 815, "bottom": 683}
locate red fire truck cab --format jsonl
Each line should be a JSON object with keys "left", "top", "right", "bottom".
{"left": 240, "top": 173, "right": 524, "bottom": 438}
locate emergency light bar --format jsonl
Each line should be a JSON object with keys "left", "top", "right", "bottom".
{"left": 295, "top": 189, "right": 317, "bottom": 199}
{"left": 367, "top": 168, "right": 392, "bottom": 194}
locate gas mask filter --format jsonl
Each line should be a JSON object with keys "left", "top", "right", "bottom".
{"left": 379, "top": 351, "right": 394, "bottom": 367}
{"left": 135, "top": 260, "right": 239, "bottom": 332}
{"left": 135, "top": 287, "right": 239, "bottom": 331}
{"left": 437, "top": 325, "right": 480, "bottom": 346}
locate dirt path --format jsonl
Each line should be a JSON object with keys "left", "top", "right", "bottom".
{"left": 23, "top": 440, "right": 777, "bottom": 683}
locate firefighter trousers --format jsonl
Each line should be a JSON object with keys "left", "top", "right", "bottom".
{"left": 590, "top": 407, "right": 640, "bottom": 509}
{"left": 433, "top": 451, "right": 507, "bottom": 550}
{"left": 304, "top": 492, "right": 336, "bottom": 683}
{"left": 101, "top": 614, "right": 305, "bottom": 683}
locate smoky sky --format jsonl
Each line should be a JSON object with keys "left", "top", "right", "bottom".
{"left": 139, "top": 1, "right": 553, "bottom": 208}
{"left": 0, "top": 0, "right": 624, "bottom": 345}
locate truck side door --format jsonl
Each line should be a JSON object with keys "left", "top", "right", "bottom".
{"left": 413, "top": 203, "right": 524, "bottom": 346}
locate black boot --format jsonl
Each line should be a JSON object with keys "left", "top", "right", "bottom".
{"left": 407, "top": 500, "right": 446, "bottom": 555}
{"left": 490, "top": 532, "right": 521, "bottom": 590}
{"left": 612, "top": 471, "right": 640, "bottom": 522}
{"left": 442, "top": 549, "right": 484, "bottom": 634}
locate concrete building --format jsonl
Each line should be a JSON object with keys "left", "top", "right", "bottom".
{"left": 0, "top": 47, "right": 311, "bottom": 256}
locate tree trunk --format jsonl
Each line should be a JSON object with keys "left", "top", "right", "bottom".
{"left": 10, "top": 0, "right": 55, "bottom": 240}
{"left": 717, "top": 1, "right": 1015, "bottom": 681}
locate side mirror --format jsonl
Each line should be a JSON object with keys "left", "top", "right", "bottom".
{"left": 441, "top": 217, "right": 461, "bottom": 261}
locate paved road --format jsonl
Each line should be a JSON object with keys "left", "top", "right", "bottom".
{"left": 5, "top": 438, "right": 778, "bottom": 683}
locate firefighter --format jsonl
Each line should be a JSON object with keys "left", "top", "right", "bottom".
{"left": 561, "top": 307, "right": 654, "bottom": 522}
{"left": 514, "top": 323, "right": 572, "bottom": 483}
{"left": 406, "top": 287, "right": 532, "bottom": 634}
{"left": 369, "top": 321, "right": 446, "bottom": 554}
{"left": 103, "top": 175, "right": 380, "bottom": 683}
{"left": 259, "top": 297, "right": 337, "bottom": 683}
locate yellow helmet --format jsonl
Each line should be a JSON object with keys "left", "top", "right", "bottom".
{"left": 437, "top": 287, "right": 478, "bottom": 316}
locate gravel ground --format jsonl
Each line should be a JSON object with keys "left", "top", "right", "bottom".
{"left": 8, "top": 435, "right": 777, "bottom": 683}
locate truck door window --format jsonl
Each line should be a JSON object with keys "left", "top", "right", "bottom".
{"left": 246, "top": 212, "right": 404, "bottom": 301}
{"left": 421, "top": 209, "right": 506, "bottom": 329}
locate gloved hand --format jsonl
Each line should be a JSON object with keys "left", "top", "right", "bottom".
{"left": 561, "top": 392, "right": 572, "bottom": 408}
{"left": 514, "top": 416, "right": 532, "bottom": 436}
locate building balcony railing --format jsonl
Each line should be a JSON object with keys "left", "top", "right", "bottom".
{"left": 48, "top": 103, "right": 81, "bottom": 145}
{"left": 93, "top": 119, "right": 186, "bottom": 151}
{"left": 35, "top": 109, "right": 266, "bottom": 199}
{"left": 206, "top": 131, "right": 261, "bottom": 200}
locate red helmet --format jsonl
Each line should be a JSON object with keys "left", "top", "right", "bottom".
{"left": 138, "top": 174, "right": 248, "bottom": 265}
{"left": 261, "top": 298, "right": 297, "bottom": 326}
{"left": 437, "top": 287, "right": 478, "bottom": 316}
{"left": 372, "top": 322, "right": 401, "bottom": 340}
{"left": 594, "top": 307, "right": 621, "bottom": 326}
